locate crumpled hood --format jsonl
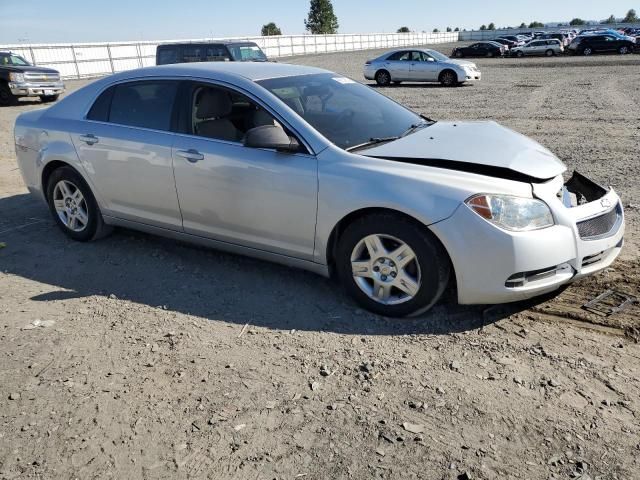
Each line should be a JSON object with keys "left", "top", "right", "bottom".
{"left": 361, "top": 121, "right": 566, "bottom": 180}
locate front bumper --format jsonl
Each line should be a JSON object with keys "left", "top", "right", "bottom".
{"left": 459, "top": 70, "right": 481, "bottom": 82}
{"left": 9, "top": 81, "right": 65, "bottom": 97}
{"left": 430, "top": 172, "right": 624, "bottom": 305}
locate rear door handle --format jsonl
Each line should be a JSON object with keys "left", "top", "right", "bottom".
{"left": 176, "top": 149, "right": 204, "bottom": 163}
{"left": 79, "top": 134, "right": 99, "bottom": 145}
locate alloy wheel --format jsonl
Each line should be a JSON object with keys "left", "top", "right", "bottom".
{"left": 52, "top": 180, "right": 89, "bottom": 232}
{"left": 350, "top": 234, "right": 422, "bottom": 305}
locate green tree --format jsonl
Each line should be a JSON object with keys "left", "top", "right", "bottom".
{"left": 446, "top": 26, "right": 452, "bottom": 32}
{"left": 528, "top": 21, "right": 544, "bottom": 28}
{"left": 623, "top": 9, "right": 638, "bottom": 22}
{"left": 519, "top": 22, "right": 527, "bottom": 28}
{"left": 397, "top": 26, "right": 410, "bottom": 33}
{"left": 480, "top": 24, "right": 487, "bottom": 30}
{"left": 602, "top": 14, "right": 616, "bottom": 24}
{"left": 261, "top": 22, "right": 282, "bottom": 36}
{"left": 433, "top": 28, "right": 440, "bottom": 33}
{"left": 305, "top": 0, "right": 339, "bottom": 34}
{"left": 569, "top": 18, "right": 586, "bottom": 26}
{"left": 454, "top": 27, "right": 460, "bottom": 32}
{"left": 488, "top": 22, "right": 496, "bottom": 30}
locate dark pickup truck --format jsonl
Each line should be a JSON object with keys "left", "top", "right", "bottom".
{"left": 1, "top": 51, "right": 65, "bottom": 106}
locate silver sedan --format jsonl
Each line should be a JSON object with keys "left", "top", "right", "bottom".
{"left": 364, "top": 48, "right": 481, "bottom": 87}
{"left": 14, "top": 63, "right": 623, "bottom": 317}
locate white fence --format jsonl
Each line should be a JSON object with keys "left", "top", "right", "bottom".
{"left": 0, "top": 32, "right": 459, "bottom": 80}
{"left": 459, "top": 22, "right": 640, "bottom": 41}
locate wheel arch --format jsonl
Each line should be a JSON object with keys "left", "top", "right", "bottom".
{"left": 41, "top": 160, "right": 76, "bottom": 200}
{"left": 438, "top": 68, "right": 457, "bottom": 81}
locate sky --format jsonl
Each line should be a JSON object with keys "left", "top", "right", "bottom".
{"left": 0, "top": 0, "right": 637, "bottom": 44}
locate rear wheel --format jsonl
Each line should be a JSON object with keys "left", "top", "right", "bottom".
{"left": 336, "top": 213, "right": 450, "bottom": 317}
{"left": 618, "top": 46, "right": 629, "bottom": 55}
{"left": 375, "top": 70, "right": 391, "bottom": 86}
{"left": 40, "top": 94, "right": 59, "bottom": 103}
{"left": 455, "top": 51, "right": 463, "bottom": 58}
{"left": 516, "top": 51, "right": 524, "bottom": 57}
{"left": 439, "top": 70, "right": 457, "bottom": 87}
{"left": 545, "top": 49, "right": 554, "bottom": 57}
{"left": 46, "top": 166, "right": 111, "bottom": 242}
{"left": 0, "top": 83, "right": 17, "bottom": 106}
{"left": 582, "top": 47, "right": 593, "bottom": 56}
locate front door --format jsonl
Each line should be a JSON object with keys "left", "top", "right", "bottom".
{"left": 171, "top": 82, "right": 318, "bottom": 260}
{"left": 409, "top": 51, "right": 440, "bottom": 81}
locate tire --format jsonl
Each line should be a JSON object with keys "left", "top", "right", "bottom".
{"left": 335, "top": 213, "right": 451, "bottom": 317}
{"left": 618, "top": 46, "right": 629, "bottom": 55}
{"left": 455, "top": 51, "right": 463, "bottom": 58}
{"left": 39, "top": 94, "right": 59, "bottom": 103}
{"left": 0, "top": 83, "right": 17, "bottom": 106}
{"left": 487, "top": 51, "right": 494, "bottom": 58}
{"left": 375, "top": 70, "right": 391, "bottom": 86}
{"left": 439, "top": 70, "right": 457, "bottom": 87}
{"left": 46, "top": 166, "right": 112, "bottom": 242}
{"left": 545, "top": 49, "right": 554, "bottom": 57}
{"left": 516, "top": 51, "right": 524, "bottom": 58}
{"left": 582, "top": 47, "right": 593, "bottom": 56}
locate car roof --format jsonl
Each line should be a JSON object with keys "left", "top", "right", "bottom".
{"left": 109, "top": 62, "right": 331, "bottom": 82}
{"left": 158, "top": 40, "right": 260, "bottom": 47}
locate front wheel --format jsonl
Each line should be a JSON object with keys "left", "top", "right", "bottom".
{"left": 439, "top": 70, "right": 457, "bottom": 87}
{"left": 582, "top": 47, "right": 593, "bottom": 56}
{"left": 0, "top": 83, "right": 17, "bottom": 106}
{"left": 516, "top": 51, "right": 524, "bottom": 58}
{"left": 336, "top": 213, "right": 451, "bottom": 317}
{"left": 375, "top": 70, "right": 391, "bottom": 86}
{"left": 40, "top": 94, "right": 59, "bottom": 103}
{"left": 46, "top": 166, "right": 111, "bottom": 241}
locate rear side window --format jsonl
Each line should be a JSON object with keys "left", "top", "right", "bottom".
{"left": 205, "top": 45, "right": 231, "bottom": 61}
{"left": 88, "top": 81, "right": 178, "bottom": 131}
{"left": 157, "top": 47, "right": 178, "bottom": 65}
{"left": 181, "top": 46, "right": 203, "bottom": 63}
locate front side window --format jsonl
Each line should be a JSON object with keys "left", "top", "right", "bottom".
{"left": 257, "top": 73, "right": 424, "bottom": 151}
{"left": 88, "top": 81, "right": 178, "bottom": 131}
{"left": 187, "top": 83, "right": 282, "bottom": 143}
{"left": 226, "top": 43, "right": 267, "bottom": 61}
{"left": 0, "top": 54, "right": 30, "bottom": 66}
{"left": 157, "top": 47, "right": 178, "bottom": 65}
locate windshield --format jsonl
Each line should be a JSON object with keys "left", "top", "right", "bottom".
{"left": 425, "top": 49, "right": 449, "bottom": 61}
{"left": 0, "top": 54, "right": 30, "bottom": 66}
{"left": 257, "top": 73, "right": 425, "bottom": 151}
{"left": 227, "top": 43, "right": 267, "bottom": 61}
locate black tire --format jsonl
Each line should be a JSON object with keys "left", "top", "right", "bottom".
{"left": 0, "top": 83, "right": 17, "bottom": 106}
{"left": 375, "top": 70, "right": 391, "bottom": 86}
{"left": 545, "top": 49, "right": 554, "bottom": 57}
{"left": 582, "top": 47, "right": 593, "bottom": 56}
{"left": 46, "top": 166, "right": 112, "bottom": 242}
{"left": 454, "top": 51, "right": 463, "bottom": 58}
{"left": 439, "top": 69, "right": 457, "bottom": 87}
{"left": 618, "top": 46, "right": 629, "bottom": 55}
{"left": 39, "top": 94, "right": 60, "bottom": 103}
{"left": 487, "top": 51, "right": 494, "bottom": 58}
{"left": 335, "top": 213, "right": 451, "bottom": 317}
{"left": 516, "top": 51, "right": 524, "bottom": 58}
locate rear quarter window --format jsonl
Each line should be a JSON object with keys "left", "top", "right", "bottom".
{"left": 157, "top": 47, "right": 179, "bottom": 65}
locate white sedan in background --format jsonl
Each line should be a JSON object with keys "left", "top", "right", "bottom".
{"left": 511, "top": 39, "right": 564, "bottom": 57}
{"left": 364, "top": 48, "right": 481, "bottom": 87}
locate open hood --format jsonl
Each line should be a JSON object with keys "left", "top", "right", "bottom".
{"left": 361, "top": 121, "right": 566, "bottom": 181}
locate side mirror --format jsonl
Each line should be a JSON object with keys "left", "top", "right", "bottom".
{"left": 427, "top": 57, "right": 435, "bottom": 62}
{"left": 244, "top": 125, "right": 300, "bottom": 153}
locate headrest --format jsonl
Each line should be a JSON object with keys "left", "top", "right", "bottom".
{"left": 196, "top": 89, "right": 232, "bottom": 119}
{"left": 253, "top": 109, "right": 277, "bottom": 127}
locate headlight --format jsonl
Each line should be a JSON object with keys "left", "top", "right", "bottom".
{"left": 9, "top": 72, "right": 25, "bottom": 82}
{"left": 465, "top": 194, "right": 554, "bottom": 231}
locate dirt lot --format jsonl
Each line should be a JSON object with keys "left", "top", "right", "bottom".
{"left": 1, "top": 43, "right": 639, "bottom": 480}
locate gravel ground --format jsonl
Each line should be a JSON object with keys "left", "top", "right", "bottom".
{"left": 1, "top": 43, "right": 639, "bottom": 480}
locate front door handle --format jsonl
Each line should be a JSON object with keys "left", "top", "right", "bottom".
{"left": 176, "top": 149, "right": 204, "bottom": 163}
{"left": 79, "top": 134, "right": 99, "bottom": 145}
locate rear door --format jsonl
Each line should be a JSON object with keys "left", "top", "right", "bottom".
{"left": 70, "top": 80, "right": 183, "bottom": 230}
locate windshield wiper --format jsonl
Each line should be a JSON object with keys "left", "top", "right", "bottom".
{"left": 346, "top": 136, "right": 400, "bottom": 152}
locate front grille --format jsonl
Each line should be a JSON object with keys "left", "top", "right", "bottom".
{"left": 24, "top": 72, "right": 60, "bottom": 83}
{"left": 577, "top": 204, "right": 621, "bottom": 240}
